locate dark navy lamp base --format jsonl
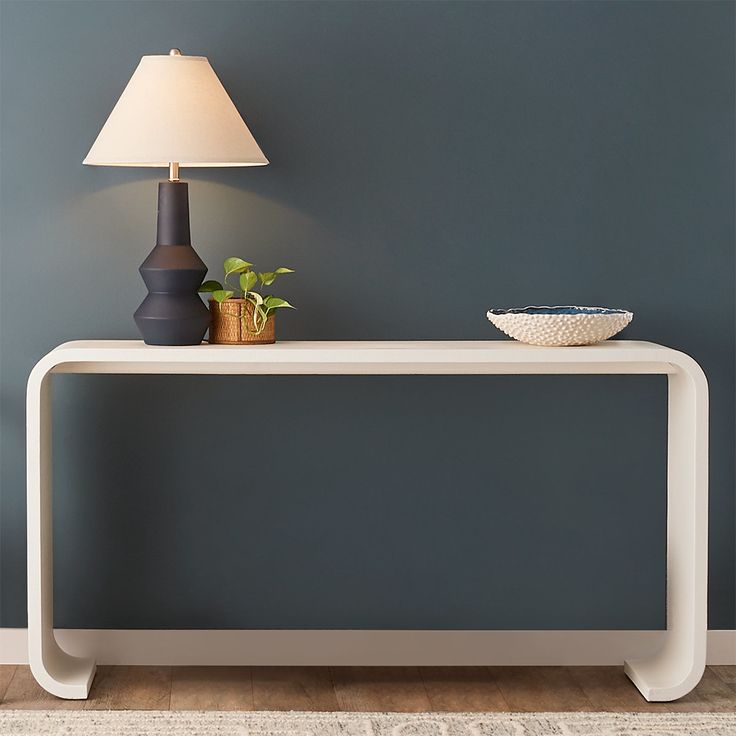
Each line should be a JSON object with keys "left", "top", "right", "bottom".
{"left": 134, "top": 181, "right": 209, "bottom": 346}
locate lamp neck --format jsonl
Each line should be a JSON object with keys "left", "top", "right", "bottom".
{"left": 168, "top": 162, "right": 180, "bottom": 182}
{"left": 156, "top": 181, "right": 190, "bottom": 246}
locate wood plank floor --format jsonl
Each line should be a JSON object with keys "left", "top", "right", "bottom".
{"left": 0, "top": 665, "right": 734, "bottom": 711}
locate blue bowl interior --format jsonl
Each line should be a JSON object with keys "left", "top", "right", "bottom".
{"left": 488, "top": 306, "right": 629, "bottom": 316}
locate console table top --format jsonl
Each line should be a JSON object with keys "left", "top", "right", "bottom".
{"left": 32, "top": 339, "right": 699, "bottom": 376}
{"left": 50, "top": 338, "right": 666, "bottom": 352}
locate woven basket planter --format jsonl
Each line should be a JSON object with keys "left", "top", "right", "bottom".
{"left": 208, "top": 298, "right": 275, "bottom": 345}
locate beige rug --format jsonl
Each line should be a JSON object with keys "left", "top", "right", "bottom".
{"left": 0, "top": 711, "right": 735, "bottom": 735}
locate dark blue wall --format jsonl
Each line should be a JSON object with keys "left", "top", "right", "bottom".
{"left": 1, "top": 0, "right": 733, "bottom": 629}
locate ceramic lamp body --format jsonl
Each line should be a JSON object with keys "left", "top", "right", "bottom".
{"left": 133, "top": 181, "right": 209, "bottom": 345}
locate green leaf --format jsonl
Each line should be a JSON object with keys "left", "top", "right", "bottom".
{"left": 260, "top": 268, "right": 293, "bottom": 287}
{"left": 223, "top": 257, "right": 253, "bottom": 279}
{"left": 263, "top": 296, "right": 295, "bottom": 310}
{"left": 212, "top": 289, "right": 234, "bottom": 303}
{"left": 198, "top": 280, "right": 223, "bottom": 293}
{"left": 240, "top": 271, "right": 258, "bottom": 293}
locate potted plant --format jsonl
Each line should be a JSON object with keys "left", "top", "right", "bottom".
{"left": 198, "top": 257, "right": 295, "bottom": 344}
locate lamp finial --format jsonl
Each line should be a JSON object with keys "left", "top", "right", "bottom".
{"left": 169, "top": 48, "right": 182, "bottom": 56}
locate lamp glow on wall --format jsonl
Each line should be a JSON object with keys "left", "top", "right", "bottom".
{"left": 84, "top": 49, "right": 268, "bottom": 345}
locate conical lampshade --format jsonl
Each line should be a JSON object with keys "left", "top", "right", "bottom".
{"left": 83, "top": 52, "right": 268, "bottom": 167}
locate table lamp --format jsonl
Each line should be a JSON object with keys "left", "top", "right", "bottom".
{"left": 84, "top": 49, "right": 268, "bottom": 345}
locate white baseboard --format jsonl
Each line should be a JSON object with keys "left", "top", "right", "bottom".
{"left": 1, "top": 629, "right": 734, "bottom": 666}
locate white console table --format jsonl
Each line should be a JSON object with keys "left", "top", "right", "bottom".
{"left": 26, "top": 340, "right": 708, "bottom": 701}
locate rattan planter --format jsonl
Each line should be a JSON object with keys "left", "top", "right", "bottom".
{"left": 208, "top": 298, "right": 275, "bottom": 345}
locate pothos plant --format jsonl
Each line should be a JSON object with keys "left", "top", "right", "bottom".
{"left": 198, "top": 257, "right": 295, "bottom": 335}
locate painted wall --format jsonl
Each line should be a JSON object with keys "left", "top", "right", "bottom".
{"left": 1, "top": 1, "right": 733, "bottom": 630}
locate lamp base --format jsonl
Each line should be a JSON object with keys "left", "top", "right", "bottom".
{"left": 134, "top": 244, "right": 209, "bottom": 346}
{"left": 134, "top": 181, "right": 209, "bottom": 346}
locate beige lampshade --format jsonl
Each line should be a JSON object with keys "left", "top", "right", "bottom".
{"left": 83, "top": 51, "right": 268, "bottom": 167}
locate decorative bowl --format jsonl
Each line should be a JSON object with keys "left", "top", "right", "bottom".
{"left": 486, "top": 306, "right": 633, "bottom": 346}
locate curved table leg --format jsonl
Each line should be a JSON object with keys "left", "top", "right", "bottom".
{"left": 624, "top": 362, "right": 709, "bottom": 701}
{"left": 27, "top": 367, "right": 96, "bottom": 699}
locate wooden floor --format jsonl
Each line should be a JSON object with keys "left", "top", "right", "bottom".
{"left": 0, "top": 665, "right": 734, "bottom": 711}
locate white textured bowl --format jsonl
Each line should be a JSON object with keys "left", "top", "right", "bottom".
{"left": 486, "top": 306, "right": 633, "bottom": 346}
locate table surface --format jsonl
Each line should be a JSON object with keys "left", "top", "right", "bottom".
{"left": 51, "top": 338, "right": 670, "bottom": 352}
{"left": 39, "top": 339, "right": 690, "bottom": 376}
